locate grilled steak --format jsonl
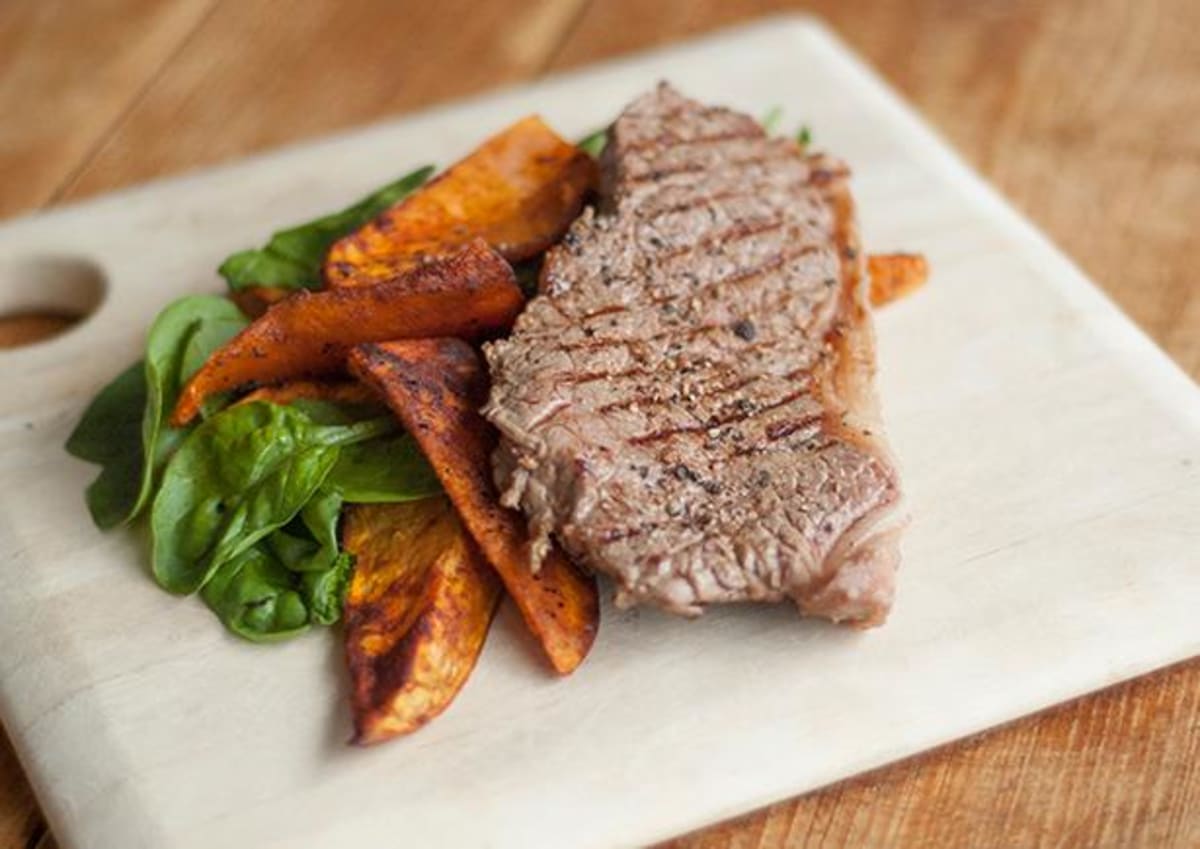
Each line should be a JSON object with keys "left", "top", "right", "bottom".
{"left": 483, "top": 84, "right": 904, "bottom": 625}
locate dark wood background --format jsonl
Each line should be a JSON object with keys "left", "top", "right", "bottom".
{"left": 1, "top": 1, "right": 1197, "bottom": 846}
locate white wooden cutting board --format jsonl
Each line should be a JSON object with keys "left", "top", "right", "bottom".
{"left": 1, "top": 15, "right": 1197, "bottom": 849}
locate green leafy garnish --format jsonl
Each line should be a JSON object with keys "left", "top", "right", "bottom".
{"left": 66, "top": 295, "right": 248, "bottom": 529}
{"left": 218, "top": 165, "right": 435, "bottom": 292}
{"left": 577, "top": 127, "right": 608, "bottom": 159}
{"left": 760, "top": 106, "right": 814, "bottom": 149}
{"left": 300, "top": 551, "right": 354, "bottom": 626}
{"left": 142, "top": 294, "right": 248, "bottom": 499}
{"left": 201, "top": 545, "right": 313, "bottom": 642}
{"left": 150, "top": 401, "right": 393, "bottom": 595}
{"left": 325, "top": 433, "right": 441, "bottom": 503}
{"left": 268, "top": 488, "right": 345, "bottom": 575}
{"left": 65, "top": 362, "right": 147, "bottom": 529}
{"left": 761, "top": 106, "right": 784, "bottom": 134}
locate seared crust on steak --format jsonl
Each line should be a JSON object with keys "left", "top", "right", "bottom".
{"left": 483, "top": 84, "right": 904, "bottom": 625}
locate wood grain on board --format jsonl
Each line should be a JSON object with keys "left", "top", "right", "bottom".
{"left": 1, "top": 0, "right": 1197, "bottom": 847}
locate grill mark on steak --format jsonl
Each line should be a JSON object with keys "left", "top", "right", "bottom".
{"left": 483, "top": 83, "right": 904, "bottom": 625}
{"left": 597, "top": 373, "right": 760, "bottom": 414}
{"left": 558, "top": 365, "right": 658, "bottom": 386}
{"left": 649, "top": 243, "right": 822, "bottom": 304}
{"left": 589, "top": 420, "right": 838, "bottom": 550}
{"left": 572, "top": 228, "right": 810, "bottom": 323}
{"left": 621, "top": 128, "right": 761, "bottom": 154}
{"left": 648, "top": 217, "right": 786, "bottom": 262}
{"left": 622, "top": 150, "right": 801, "bottom": 185}
{"left": 627, "top": 387, "right": 810, "bottom": 446}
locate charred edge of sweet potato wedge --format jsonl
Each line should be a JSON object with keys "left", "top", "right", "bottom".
{"left": 868, "top": 253, "right": 929, "bottom": 307}
{"left": 347, "top": 339, "right": 599, "bottom": 676}
{"left": 343, "top": 498, "right": 502, "bottom": 744}
{"left": 236, "top": 379, "right": 381, "bottom": 409}
{"left": 170, "top": 239, "right": 522, "bottom": 426}
{"left": 324, "top": 115, "right": 597, "bottom": 288}
{"left": 228, "top": 285, "right": 291, "bottom": 319}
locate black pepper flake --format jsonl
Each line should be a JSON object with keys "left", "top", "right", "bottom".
{"left": 731, "top": 319, "right": 757, "bottom": 341}
{"left": 701, "top": 480, "right": 721, "bottom": 495}
{"left": 672, "top": 464, "right": 698, "bottom": 483}
{"left": 582, "top": 326, "right": 595, "bottom": 337}
{"left": 844, "top": 246, "right": 858, "bottom": 260}
{"left": 754, "top": 470, "right": 772, "bottom": 487}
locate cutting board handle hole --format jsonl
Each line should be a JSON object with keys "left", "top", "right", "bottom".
{"left": 0, "top": 255, "right": 107, "bottom": 350}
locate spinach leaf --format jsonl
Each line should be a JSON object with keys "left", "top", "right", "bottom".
{"left": 65, "top": 361, "right": 147, "bottom": 529}
{"left": 301, "top": 552, "right": 353, "bottom": 626}
{"left": 210, "top": 486, "right": 351, "bottom": 639}
{"left": 200, "top": 545, "right": 311, "bottom": 642}
{"left": 759, "top": 107, "right": 813, "bottom": 148}
{"left": 268, "top": 488, "right": 344, "bottom": 574}
{"left": 326, "top": 433, "right": 441, "bottom": 503}
{"left": 761, "top": 105, "right": 784, "bottom": 134}
{"left": 577, "top": 127, "right": 608, "bottom": 158}
{"left": 268, "top": 488, "right": 351, "bottom": 626}
{"left": 151, "top": 401, "right": 384, "bottom": 595}
{"left": 141, "top": 296, "right": 248, "bottom": 509}
{"left": 66, "top": 295, "right": 248, "bottom": 530}
{"left": 218, "top": 165, "right": 435, "bottom": 292}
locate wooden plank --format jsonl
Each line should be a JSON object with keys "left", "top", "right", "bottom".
{"left": 0, "top": 730, "right": 39, "bottom": 849}
{"left": 55, "top": 0, "right": 590, "bottom": 203}
{"left": 546, "top": 1, "right": 1200, "bottom": 846}
{"left": 661, "top": 661, "right": 1200, "bottom": 848}
{"left": 0, "top": 0, "right": 218, "bottom": 218}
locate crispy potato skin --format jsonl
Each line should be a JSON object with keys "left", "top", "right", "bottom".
{"left": 349, "top": 339, "right": 599, "bottom": 675}
{"left": 868, "top": 252, "right": 929, "bottom": 307}
{"left": 343, "top": 498, "right": 501, "bottom": 743}
{"left": 324, "top": 116, "right": 596, "bottom": 287}
{"left": 171, "top": 240, "right": 522, "bottom": 425}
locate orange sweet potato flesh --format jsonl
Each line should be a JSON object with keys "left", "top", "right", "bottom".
{"left": 324, "top": 116, "right": 597, "bottom": 288}
{"left": 171, "top": 240, "right": 522, "bottom": 426}
{"left": 237, "top": 379, "right": 379, "bottom": 409}
{"left": 868, "top": 252, "right": 929, "bottom": 307}
{"left": 343, "top": 497, "right": 501, "bottom": 744}
{"left": 348, "top": 338, "right": 599, "bottom": 676}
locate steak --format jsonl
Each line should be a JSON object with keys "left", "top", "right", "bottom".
{"left": 483, "top": 84, "right": 904, "bottom": 626}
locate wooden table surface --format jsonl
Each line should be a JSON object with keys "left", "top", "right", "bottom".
{"left": 2, "top": 1, "right": 1198, "bottom": 846}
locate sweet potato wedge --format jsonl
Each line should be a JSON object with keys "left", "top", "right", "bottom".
{"left": 229, "top": 285, "right": 290, "bottom": 319}
{"left": 343, "top": 498, "right": 501, "bottom": 744}
{"left": 324, "top": 116, "right": 596, "bottom": 288}
{"left": 348, "top": 339, "right": 599, "bottom": 675}
{"left": 237, "top": 379, "right": 379, "bottom": 409}
{"left": 171, "top": 240, "right": 522, "bottom": 425}
{"left": 868, "top": 252, "right": 929, "bottom": 307}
